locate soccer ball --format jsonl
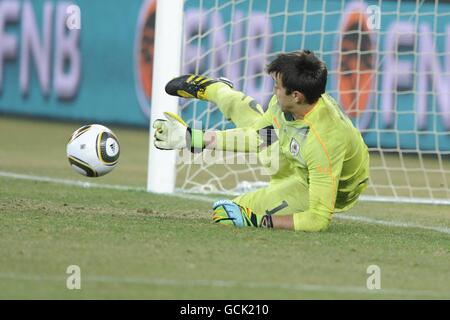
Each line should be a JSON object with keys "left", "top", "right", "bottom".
{"left": 67, "top": 124, "right": 120, "bottom": 177}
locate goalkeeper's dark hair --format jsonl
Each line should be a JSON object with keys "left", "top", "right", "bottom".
{"left": 267, "top": 50, "right": 327, "bottom": 104}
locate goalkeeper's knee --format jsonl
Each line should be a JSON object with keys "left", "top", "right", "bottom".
{"left": 293, "top": 212, "right": 330, "bottom": 232}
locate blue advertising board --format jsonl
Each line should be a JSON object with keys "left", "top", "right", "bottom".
{"left": 0, "top": 0, "right": 449, "bottom": 151}
{"left": 0, "top": 0, "right": 147, "bottom": 125}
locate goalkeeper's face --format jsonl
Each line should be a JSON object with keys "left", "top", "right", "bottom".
{"left": 272, "top": 73, "right": 303, "bottom": 112}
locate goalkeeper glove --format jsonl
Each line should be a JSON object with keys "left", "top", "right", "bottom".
{"left": 153, "top": 112, "right": 205, "bottom": 152}
{"left": 165, "top": 74, "right": 233, "bottom": 100}
{"left": 212, "top": 200, "right": 273, "bottom": 228}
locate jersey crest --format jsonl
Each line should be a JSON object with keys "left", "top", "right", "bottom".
{"left": 290, "top": 138, "right": 300, "bottom": 156}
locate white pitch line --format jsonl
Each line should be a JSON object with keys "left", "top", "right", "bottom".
{"left": 360, "top": 195, "right": 450, "bottom": 206}
{"left": 0, "top": 272, "right": 447, "bottom": 298}
{"left": 334, "top": 214, "right": 450, "bottom": 235}
{"left": 0, "top": 171, "right": 215, "bottom": 203}
{"left": 1, "top": 171, "right": 449, "bottom": 235}
{"left": 0, "top": 171, "right": 146, "bottom": 191}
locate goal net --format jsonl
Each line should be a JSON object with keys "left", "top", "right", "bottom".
{"left": 160, "top": 0, "right": 450, "bottom": 204}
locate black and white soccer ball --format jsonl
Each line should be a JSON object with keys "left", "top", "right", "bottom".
{"left": 67, "top": 124, "right": 120, "bottom": 177}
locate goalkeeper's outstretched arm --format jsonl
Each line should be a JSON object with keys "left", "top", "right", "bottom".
{"left": 155, "top": 74, "right": 273, "bottom": 153}
{"left": 153, "top": 111, "right": 272, "bottom": 153}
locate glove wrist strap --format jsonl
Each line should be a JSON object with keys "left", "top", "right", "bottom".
{"left": 186, "top": 127, "right": 205, "bottom": 153}
{"left": 260, "top": 214, "right": 273, "bottom": 228}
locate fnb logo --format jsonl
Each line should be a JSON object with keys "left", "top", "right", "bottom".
{"left": 336, "top": 1, "right": 450, "bottom": 133}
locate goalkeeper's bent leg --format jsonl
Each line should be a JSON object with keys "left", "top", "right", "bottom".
{"left": 205, "top": 83, "right": 265, "bottom": 127}
{"left": 232, "top": 174, "right": 310, "bottom": 217}
{"left": 229, "top": 175, "right": 331, "bottom": 232}
{"left": 165, "top": 74, "right": 264, "bottom": 127}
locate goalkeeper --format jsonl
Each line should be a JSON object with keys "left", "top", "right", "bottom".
{"left": 153, "top": 50, "right": 369, "bottom": 232}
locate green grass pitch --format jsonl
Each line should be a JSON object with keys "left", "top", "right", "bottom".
{"left": 0, "top": 116, "right": 449, "bottom": 299}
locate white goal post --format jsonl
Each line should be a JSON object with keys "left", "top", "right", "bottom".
{"left": 148, "top": 0, "right": 450, "bottom": 205}
{"left": 147, "top": 0, "right": 184, "bottom": 193}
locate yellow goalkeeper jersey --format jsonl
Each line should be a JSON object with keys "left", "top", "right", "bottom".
{"left": 216, "top": 92, "right": 370, "bottom": 219}
{"left": 267, "top": 93, "right": 369, "bottom": 215}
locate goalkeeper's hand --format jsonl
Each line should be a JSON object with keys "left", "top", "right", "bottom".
{"left": 212, "top": 200, "right": 273, "bottom": 228}
{"left": 153, "top": 112, "right": 204, "bottom": 151}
